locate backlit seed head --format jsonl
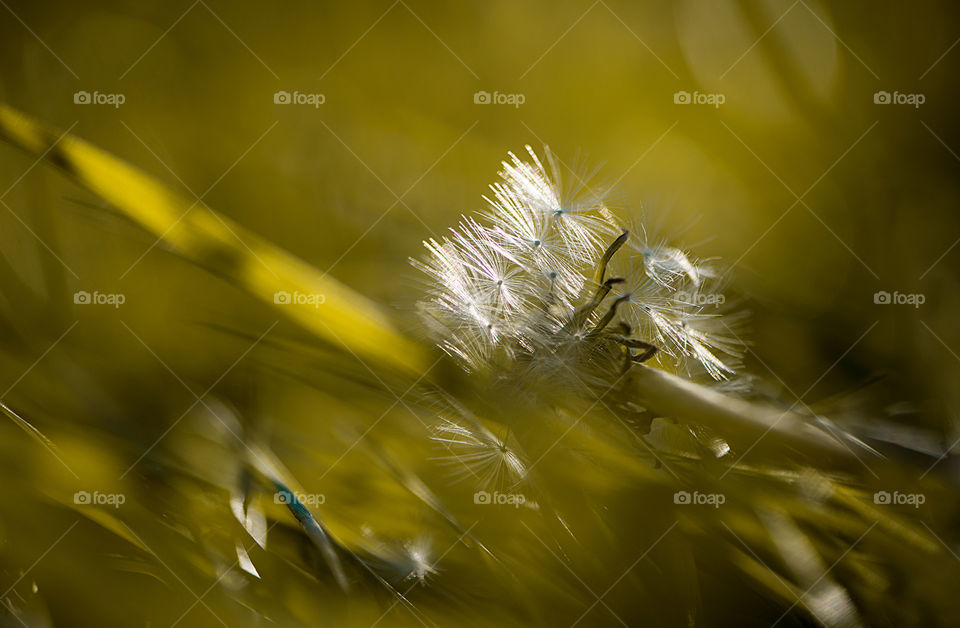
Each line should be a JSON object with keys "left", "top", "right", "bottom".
{"left": 413, "top": 146, "right": 748, "bottom": 381}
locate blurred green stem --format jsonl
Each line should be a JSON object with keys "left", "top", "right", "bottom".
{"left": 630, "top": 365, "right": 856, "bottom": 465}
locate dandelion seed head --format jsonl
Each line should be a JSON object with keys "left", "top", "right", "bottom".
{"left": 429, "top": 414, "right": 528, "bottom": 491}
{"left": 611, "top": 244, "right": 745, "bottom": 380}
{"left": 624, "top": 217, "right": 712, "bottom": 290}
{"left": 414, "top": 145, "right": 748, "bottom": 381}
{"left": 402, "top": 537, "right": 438, "bottom": 585}
{"left": 482, "top": 145, "right": 616, "bottom": 301}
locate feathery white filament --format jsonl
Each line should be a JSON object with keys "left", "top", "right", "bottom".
{"left": 429, "top": 416, "right": 528, "bottom": 491}
{"left": 413, "top": 145, "right": 747, "bottom": 381}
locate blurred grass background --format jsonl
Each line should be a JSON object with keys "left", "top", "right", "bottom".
{"left": 1, "top": 0, "right": 959, "bottom": 625}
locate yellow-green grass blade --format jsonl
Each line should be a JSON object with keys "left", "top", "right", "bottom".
{"left": 0, "top": 103, "right": 432, "bottom": 378}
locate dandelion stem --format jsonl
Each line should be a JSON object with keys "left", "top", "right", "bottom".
{"left": 628, "top": 364, "right": 858, "bottom": 465}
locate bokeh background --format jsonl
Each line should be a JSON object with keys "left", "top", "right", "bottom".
{"left": 1, "top": 0, "right": 959, "bottom": 626}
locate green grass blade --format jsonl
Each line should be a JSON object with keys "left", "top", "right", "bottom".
{"left": 0, "top": 103, "right": 432, "bottom": 378}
